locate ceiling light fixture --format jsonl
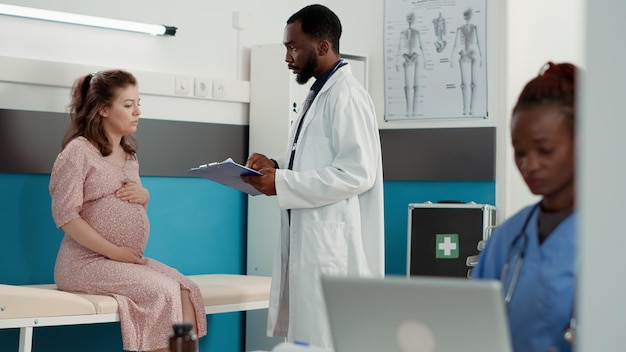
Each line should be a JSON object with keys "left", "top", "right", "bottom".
{"left": 0, "top": 4, "right": 177, "bottom": 36}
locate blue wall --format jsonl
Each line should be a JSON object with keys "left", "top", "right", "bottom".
{"left": 0, "top": 173, "right": 495, "bottom": 351}
{"left": 0, "top": 173, "right": 248, "bottom": 352}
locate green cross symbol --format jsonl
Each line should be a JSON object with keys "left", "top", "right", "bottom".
{"left": 435, "top": 234, "right": 459, "bottom": 259}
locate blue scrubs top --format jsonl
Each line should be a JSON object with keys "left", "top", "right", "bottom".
{"left": 472, "top": 204, "right": 577, "bottom": 352}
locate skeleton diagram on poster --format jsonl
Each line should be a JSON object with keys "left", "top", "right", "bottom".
{"left": 384, "top": 0, "right": 487, "bottom": 121}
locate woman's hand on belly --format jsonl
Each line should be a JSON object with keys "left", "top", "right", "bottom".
{"left": 61, "top": 218, "right": 146, "bottom": 264}
{"left": 115, "top": 182, "right": 150, "bottom": 209}
{"left": 107, "top": 246, "right": 146, "bottom": 265}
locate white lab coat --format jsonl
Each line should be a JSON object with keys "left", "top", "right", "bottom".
{"left": 266, "top": 64, "right": 385, "bottom": 349}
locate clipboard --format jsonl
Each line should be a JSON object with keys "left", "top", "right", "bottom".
{"left": 188, "top": 158, "right": 263, "bottom": 196}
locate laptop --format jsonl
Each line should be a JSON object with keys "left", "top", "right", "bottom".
{"left": 320, "top": 275, "right": 512, "bottom": 352}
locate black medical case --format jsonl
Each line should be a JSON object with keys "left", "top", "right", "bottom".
{"left": 407, "top": 202, "right": 496, "bottom": 278}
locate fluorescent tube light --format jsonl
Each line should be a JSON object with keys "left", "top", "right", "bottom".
{"left": 0, "top": 4, "right": 177, "bottom": 36}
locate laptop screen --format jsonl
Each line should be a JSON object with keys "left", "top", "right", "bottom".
{"left": 321, "top": 275, "right": 512, "bottom": 352}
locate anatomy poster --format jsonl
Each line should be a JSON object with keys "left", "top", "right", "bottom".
{"left": 384, "top": 0, "right": 487, "bottom": 121}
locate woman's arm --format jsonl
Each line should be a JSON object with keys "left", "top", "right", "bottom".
{"left": 61, "top": 218, "right": 145, "bottom": 264}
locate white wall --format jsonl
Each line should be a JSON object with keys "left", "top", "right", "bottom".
{"left": 6, "top": 0, "right": 618, "bottom": 350}
{"left": 329, "top": 0, "right": 509, "bottom": 225}
{"left": 1, "top": 0, "right": 586, "bottom": 218}
{"left": 329, "top": 0, "right": 504, "bottom": 133}
{"left": 579, "top": 1, "right": 626, "bottom": 350}
{"left": 328, "top": 0, "right": 586, "bottom": 220}
{"left": 0, "top": 0, "right": 312, "bottom": 77}
{"left": 0, "top": 0, "right": 314, "bottom": 125}
{"left": 504, "top": 0, "right": 585, "bottom": 217}
{"left": 328, "top": 0, "right": 585, "bottom": 220}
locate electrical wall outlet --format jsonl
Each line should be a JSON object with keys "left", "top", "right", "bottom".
{"left": 175, "top": 76, "right": 193, "bottom": 96}
{"left": 212, "top": 80, "right": 226, "bottom": 99}
{"left": 194, "top": 77, "right": 210, "bottom": 97}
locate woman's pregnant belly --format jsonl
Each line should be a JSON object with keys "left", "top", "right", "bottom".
{"left": 81, "top": 195, "right": 150, "bottom": 252}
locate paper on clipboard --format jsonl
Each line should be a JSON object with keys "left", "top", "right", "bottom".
{"left": 188, "top": 158, "right": 263, "bottom": 196}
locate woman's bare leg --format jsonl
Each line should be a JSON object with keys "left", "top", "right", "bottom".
{"left": 150, "top": 290, "right": 197, "bottom": 352}
{"left": 181, "top": 288, "right": 198, "bottom": 334}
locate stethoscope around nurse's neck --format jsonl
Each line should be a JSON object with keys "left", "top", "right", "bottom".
{"left": 500, "top": 201, "right": 541, "bottom": 305}
{"left": 500, "top": 201, "right": 577, "bottom": 346}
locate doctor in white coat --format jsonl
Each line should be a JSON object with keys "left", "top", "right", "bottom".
{"left": 243, "top": 4, "right": 385, "bottom": 349}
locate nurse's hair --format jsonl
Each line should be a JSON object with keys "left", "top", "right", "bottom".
{"left": 513, "top": 62, "right": 577, "bottom": 132}
{"left": 63, "top": 69, "right": 137, "bottom": 156}
{"left": 287, "top": 4, "right": 342, "bottom": 54}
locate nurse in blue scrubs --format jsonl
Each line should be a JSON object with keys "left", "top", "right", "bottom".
{"left": 472, "top": 62, "right": 578, "bottom": 352}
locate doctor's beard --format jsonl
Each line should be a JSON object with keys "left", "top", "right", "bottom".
{"left": 296, "top": 52, "right": 318, "bottom": 85}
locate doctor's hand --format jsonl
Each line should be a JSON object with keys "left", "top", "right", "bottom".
{"left": 245, "top": 153, "right": 275, "bottom": 171}
{"left": 242, "top": 167, "right": 277, "bottom": 196}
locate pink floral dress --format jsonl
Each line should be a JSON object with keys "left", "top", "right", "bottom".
{"left": 49, "top": 137, "right": 207, "bottom": 351}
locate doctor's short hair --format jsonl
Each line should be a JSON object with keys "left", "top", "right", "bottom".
{"left": 512, "top": 62, "right": 577, "bottom": 132}
{"left": 287, "top": 4, "right": 342, "bottom": 54}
